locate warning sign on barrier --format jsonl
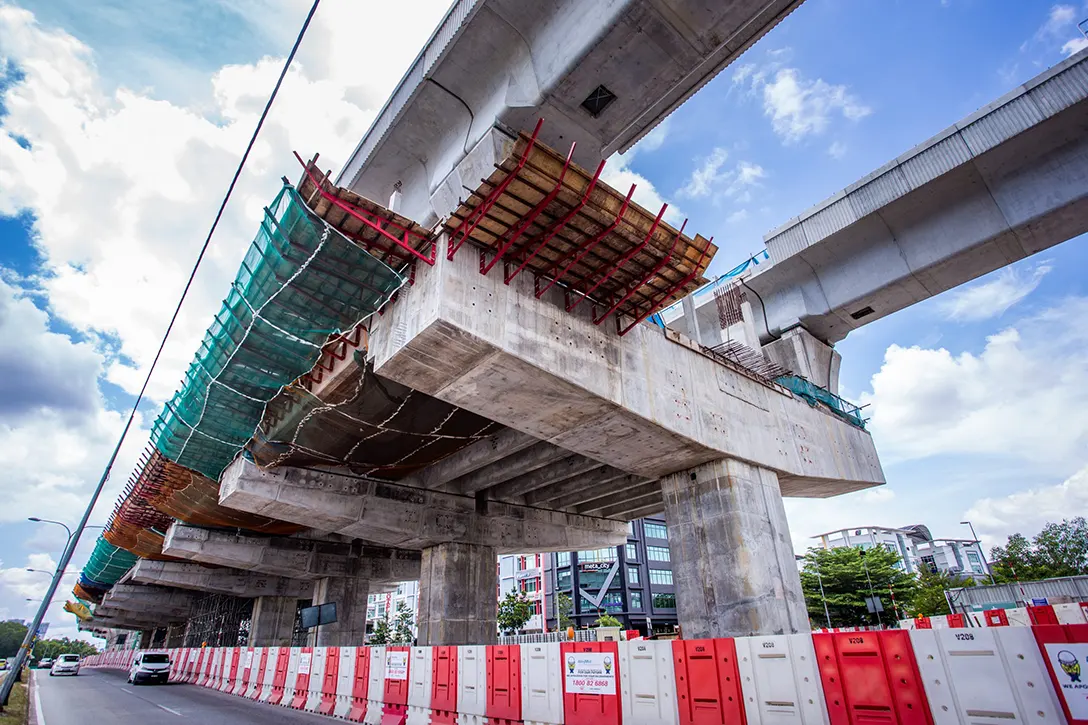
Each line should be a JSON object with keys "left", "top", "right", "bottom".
{"left": 244, "top": 650, "right": 254, "bottom": 669}
{"left": 387, "top": 650, "right": 409, "bottom": 680}
{"left": 565, "top": 652, "right": 617, "bottom": 695}
{"left": 299, "top": 651, "right": 312, "bottom": 675}
{"left": 1044, "top": 643, "right": 1088, "bottom": 717}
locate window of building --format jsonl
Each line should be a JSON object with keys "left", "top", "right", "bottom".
{"left": 627, "top": 521, "right": 636, "bottom": 535}
{"left": 626, "top": 543, "right": 637, "bottom": 561}
{"left": 966, "top": 551, "right": 983, "bottom": 573}
{"left": 630, "top": 591, "right": 642, "bottom": 609}
{"left": 647, "top": 546, "right": 670, "bottom": 562}
{"left": 531, "top": 601, "right": 542, "bottom": 615}
{"left": 578, "top": 548, "right": 616, "bottom": 563}
{"left": 521, "top": 579, "right": 538, "bottom": 593}
{"left": 601, "top": 592, "right": 624, "bottom": 612}
{"left": 644, "top": 522, "right": 668, "bottom": 539}
{"left": 628, "top": 566, "right": 640, "bottom": 585}
{"left": 653, "top": 592, "right": 676, "bottom": 609}
{"left": 649, "top": 569, "right": 673, "bottom": 585}
{"left": 920, "top": 555, "right": 937, "bottom": 574}
{"left": 557, "top": 552, "right": 571, "bottom": 567}
{"left": 557, "top": 569, "right": 572, "bottom": 590}
{"left": 535, "top": 554, "right": 542, "bottom": 568}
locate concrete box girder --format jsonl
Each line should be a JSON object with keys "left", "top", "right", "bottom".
{"left": 218, "top": 458, "right": 627, "bottom": 553}
{"left": 368, "top": 235, "right": 883, "bottom": 497}
{"left": 125, "top": 559, "right": 311, "bottom": 599}
{"left": 162, "top": 523, "right": 422, "bottom": 582}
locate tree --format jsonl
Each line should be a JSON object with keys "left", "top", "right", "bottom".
{"left": 909, "top": 571, "right": 974, "bottom": 618}
{"left": 592, "top": 614, "right": 622, "bottom": 628}
{"left": 799, "top": 546, "right": 918, "bottom": 627}
{"left": 0, "top": 620, "right": 28, "bottom": 658}
{"left": 369, "top": 617, "right": 392, "bottom": 645}
{"left": 392, "top": 602, "right": 414, "bottom": 645}
{"left": 496, "top": 592, "right": 532, "bottom": 635}
{"left": 990, "top": 518, "right": 1088, "bottom": 583}
{"left": 31, "top": 637, "right": 98, "bottom": 665}
{"left": 556, "top": 593, "right": 573, "bottom": 630}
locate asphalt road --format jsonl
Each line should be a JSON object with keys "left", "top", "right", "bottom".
{"left": 33, "top": 668, "right": 336, "bottom": 725}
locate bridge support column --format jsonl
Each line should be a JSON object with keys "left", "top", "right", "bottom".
{"left": 761, "top": 326, "right": 841, "bottom": 395}
{"left": 662, "top": 458, "right": 808, "bottom": 638}
{"left": 417, "top": 542, "right": 496, "bottom": 645}
{"left": 249, "top": 596, "right": 298, "bottom": 647}
{"left": 311, "top": 577, "right": 369, "bottom": 646}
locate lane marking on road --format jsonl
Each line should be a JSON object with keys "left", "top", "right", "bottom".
{"left": 156, "top": 704, "right": 184, "bottom": 717}
{"left": 33, "top": 672, "right": 46, "bottom": 725}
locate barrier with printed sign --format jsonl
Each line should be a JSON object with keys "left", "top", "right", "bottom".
{"left": 814, "top": 630, "right": 931, "bottom": 725}
{"left": 381, "top": 646, "right": 411, "bottom": 725}
{"left": 984, "top": 609, "right": 1009, "bottom": 627}
{"left": 561, "top": 641, "right": 621, "bottom": 725}
{"left": 234, "top": 647, "right": 254, "bottom": 696}
{"left": 290, "top": 647, "right": 314, "bottom": 709}
{"left": 1032, "top": 623, "right": 1088, "bottom": 724}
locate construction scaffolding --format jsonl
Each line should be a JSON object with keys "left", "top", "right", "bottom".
{"left": 183, "top": 592, "right": 253, "bottom": 648}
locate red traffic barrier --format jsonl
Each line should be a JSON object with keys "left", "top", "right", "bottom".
{"left": 672, "top": 638, "right": 745, "bottom": 725}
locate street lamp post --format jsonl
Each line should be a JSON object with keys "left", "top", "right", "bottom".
{"left": 960, "top": 520, "right": 996, "bottom": 585}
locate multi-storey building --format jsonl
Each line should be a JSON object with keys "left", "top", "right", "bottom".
{"left": 813, "top": 524, "right": 990, "bottom": 578}
{"left": 499, "top": 516, "right": 679, "bottom": 637}
{"left": 365, "top": 581, "right": 420, "bottom": 638}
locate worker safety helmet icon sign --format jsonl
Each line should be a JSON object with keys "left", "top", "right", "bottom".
{"left": 1058, "top": 650, "right": 1081, "bottom": 682}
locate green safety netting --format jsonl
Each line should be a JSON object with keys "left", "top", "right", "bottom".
{"left": 149, "top": 183, "right": 406, "bottom": 480}
{"left": 80, "top": 539, "right": 139, "bottom": 588}
{"left": 776, "top": 375, "right": 866, "bottom": 429}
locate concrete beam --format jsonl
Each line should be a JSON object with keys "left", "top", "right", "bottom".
{"left": 219, "top": 458, "right": 627, "bottom": 554}
{"left": 104, "top": 583, "right": 198, "bottom": 609}
{"left": 125, "top": 559, "right": 311, "bottom": 599}
{"left": 575, "top": 480, "right": 664, "bottom": 518}
{"left": 525, "top": 467, "right": 634, "bottom": 507}
{"left": 449, "top": 441, "right": 571, "bottom": 495}
{"left": 486, "top": 455, "right": 605, "bottom": 501}
{"left": 408, "top": 427, "right": 539, "bottom": 490}
{"left": 368, "top": 241, "right": 883, "bottom": 496}
{"left": 162, "top": 523, "right": 422, "bottom": 582}
{"left": 96, "top": 599, "right": 191, "bottom": 621}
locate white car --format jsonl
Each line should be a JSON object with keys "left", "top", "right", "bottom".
{"left": 128, "top": 652, "right": 171, "bottom": 685}
{"left": 50, "top": 654, "right": 80, "bottom": 676}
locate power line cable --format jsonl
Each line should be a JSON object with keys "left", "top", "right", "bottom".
{"left": 0, "top": 0, "right": 322, "bottom": 706}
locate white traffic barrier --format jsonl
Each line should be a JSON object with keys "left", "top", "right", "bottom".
{"left": 1007, "top": 608, "right": 1032, "bottom": 626}
{"left": 257, "top": 647, "right": 278, "bottom": 701}
{"left": 406, "top": 646, "right": 435, "bottom": 725}
{"left": 618, "top": 640, "right": 678, "bottom": 725}
{"left": 281, "top": 648, "right": 301, "bottom": 706}
{"left": 303, "top": 647, "right": 327, "bottom": 712}
{"left": 334, "top": 646, "right": 357, "bottom": 719}
{"left": 363, "top": 646, "right": 387, "bottom": 725}
{"left": 1054, "top": 603, "right": 1087, "bottom": 624}
{"left": 219, "top": 647, "right": 240, "bottom": 692}
{"left": 520, "top": 642, "right": 564, "bottom": 725}
{"left": 457, "top": 645, "right": 488, "bottom": 725}
{"left": 233, "top": 647, "right": 254, "bottom": 696}
{"left": 246, "top": 648, "right": 266, "bottom": 699}
{"left": 735, "top": 634, "right": 829, "bottom": 725}
{"left": 910, "top": 626, "right": 1065, "bottom": 724}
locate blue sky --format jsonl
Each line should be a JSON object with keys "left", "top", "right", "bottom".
{"left": 0, "top": 0, "right": 1086, "bottom": 637}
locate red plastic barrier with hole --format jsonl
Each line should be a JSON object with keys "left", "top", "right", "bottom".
{"left": 1032, "top": 623, "right": 1088, "bottom": 724}
{"left": 318, "top": 646, "right": 340, "bottom": 715}
{"left": 290, "top": 647, "right": 314, "bottom": 709}
{"left": 913, "top": 617, "right": 931, "bottom": 630}
{"left": 561, "top": 641, "right": 621, "bottom": 725}
{"left": 431, "top": 645, "right": 458, "bottom": 721}
{"left": 1029, "top": 605, "right": 1060, "bottom": 626}
{"left": 814, "top": 631, "right": 933, "bottom": 725}
{"left": 672, "top": 638, "right": 745, "bottom": 725}
{"left": 347, "top": 647, "right": 372, "bottom": 722}
{"left": 487, "top": 645, "right": 522, "bottom": 723}
{"left": 381, "top": 647, "right": 410, "bottom": 725}
{"left": 984, "top": 609, "right": 1009, "bottom": 627}
{"left": 945, "top": 613, "right": 966, "bottom": 629}
{"left": 269, "top": 646, "right": 291, "bottom": 705}
{"left": 251, "top": 648, "right": 270, "bottom": 699}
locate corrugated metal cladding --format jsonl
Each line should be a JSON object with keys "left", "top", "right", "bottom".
{"left": 349, "top": 0, "right": 481, "bottom": 177}
{"left": 1031, "top": 60, "right": 1088, "bottom": 115}
{"left": 800, "top": 196, "right": 858, "bottom": 246}
{"left": 848, "top": 167, "right": 909, "bottom": 218}
{"left": 899, "top": 134, "right": 972, "bottom": 190}
{"left": 952, "top": 575, "right": 1088, "bottom": 606}
{"left": 766, "top": 224, "right": 809, "bottom": 264}
{"left": 960, "top": 94, "right": 1046, "bottom": 156}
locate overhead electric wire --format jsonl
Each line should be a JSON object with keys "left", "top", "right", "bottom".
{"left": 0, "top": 0, "right": 322, "bottom": 706}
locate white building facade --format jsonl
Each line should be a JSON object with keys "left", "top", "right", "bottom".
{"left": 814, "top": 524, "right": 990, "bottom": 578}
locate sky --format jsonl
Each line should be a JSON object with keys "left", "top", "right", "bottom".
{"left": 0, "top": 0, "right": 1086, "bottom": 641}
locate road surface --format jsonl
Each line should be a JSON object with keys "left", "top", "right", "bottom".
{"left": 33, "top": 668, "right": 335, "bottom": 725}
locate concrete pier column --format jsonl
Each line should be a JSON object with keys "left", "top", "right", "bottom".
{"left": 164, "top": 623, "right": 186, "bottom": 649}
{"left": 310, "top": 577, "right": 370, "bottom": 647}
{"left": 417, "top": 542, "right": 496, "bottom": 645}
{"left": 661, "top": 458, "right": 809, "bottom": 638}
{"left": 249, "top": 596, "right": 298, "bottom": 647}
{"left": 139, "top": 630, "right": 153, "bottom": 648}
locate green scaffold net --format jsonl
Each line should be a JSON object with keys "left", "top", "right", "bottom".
{"left": 149, "top": 183, "right": 407, "bottom": 480}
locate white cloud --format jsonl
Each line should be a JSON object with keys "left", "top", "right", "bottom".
{"left": 636, "top": 117, "right": 671, "bottom": 153}
{"left": 1031, "top": 4, "right": 1088, "bottom": 56}
{"left": 726, "top": 209, "right": 748, "bottom": 224}
{"left": 828, "top": 141, "right": 847, "bottom": 159}
{"left": 677, "top": 147, "right": 729, "bottom": 199}
{"left": 965, "top": 464, "right": 1088, "bottom": 548}
{"left": 761, "top": 69, "right": 872, "bottom": 143}
{"left": 860, "top": 296, "right": 1088, "bottom": 469}
{"left": 676, "top": 152, "right": 765, "bottom": 205}
{"left": 1063, "top": 36, "right": 1088, "bottom": 56}
{"left": 938, "top": 261, "right": 1050, "bottom": 321}
{"left": 600, "top": 152, "right": 685, "bottom": 227}
{"left": 784, "top": 486, "right": 902, "bottom": 553}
